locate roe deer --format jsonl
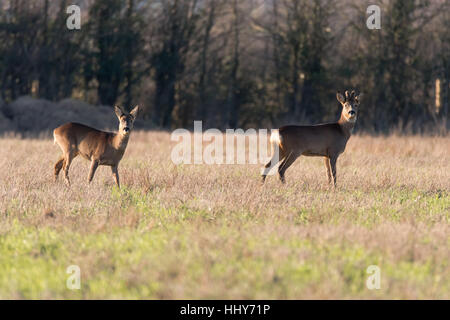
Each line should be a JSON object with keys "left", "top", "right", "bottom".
{"left": 261, "top": 90, "right": 360, "bottom": 186}
{"left": 53, "top": 105, "right": 139, "bottom": 188}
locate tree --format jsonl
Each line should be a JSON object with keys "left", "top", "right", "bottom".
{"left": 149, "top": 0, "right": 200, "bottom": 128}
{"left": 88, "top": 0, "right": 143, "bottom": 107}
{"left": 253, "top": 0, "right": 335, "bottom": 123}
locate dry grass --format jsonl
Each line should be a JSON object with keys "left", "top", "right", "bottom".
{"left": 0, "top": 132, "right": 448, "bottom": 299}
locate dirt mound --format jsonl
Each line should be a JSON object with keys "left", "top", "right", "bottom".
{"left": 0, "top": 98, "right": 17, "bottom": 134}
{"left": 2, "top": 96, "right": 157, "bottom": 137}
{"left": 0, "top": 96, "right": 150, "bottom": 136}
{"left": 4, "top": 96, "right": 118, "bottom": 134}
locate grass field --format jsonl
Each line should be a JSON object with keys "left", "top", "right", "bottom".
{"left": 0, "top": 132, "right": 449, "bottom": 299}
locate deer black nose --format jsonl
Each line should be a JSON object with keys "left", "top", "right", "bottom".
{"left": 349, "top": 110, "right": 356, "bottom": 116}
{"left": 124, "top": 127, "right": 130, "bottom": 133}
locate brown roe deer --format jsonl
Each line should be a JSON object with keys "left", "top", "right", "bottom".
{"left": 53, "top": 105, "right": 139, "bottom": 188}
{"left": 261, "top": 90, "right": 360, "bottom": 186}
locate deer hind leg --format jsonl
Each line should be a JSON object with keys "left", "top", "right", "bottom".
{"left": 278, "top": 152, "right": 298, "bottom": 184}
{"left": 54, "top": 156, "right": 65, "bottom": 181}
{"left": 63, "top": 152, "right": 76, "bottom": 186}
{"left": 261, "top": 153, "right": 283, "bottom": 183}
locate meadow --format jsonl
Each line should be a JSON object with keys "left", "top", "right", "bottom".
{"left": 0, "top": 132, "right": 448, "bottom": 299}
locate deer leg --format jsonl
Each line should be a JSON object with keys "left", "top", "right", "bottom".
{"left": 63, "top": 152, "right": 76, "bottom": 186}
{"left": 330, "top": 156, "right": 338, "bottom": 188}
{"left": 88, "top": 160, "right": 99, "bottom": 183}
{"left": 111, "top": 166, "right": 120, "bottom": 188}
{"left": 54, "top": 156, "right": 64, "bottom": 181}
{"left": 324, "top": 157, "right": 332, "bottom": 185}
{"left": 278, "top": 152, "right": 298, "bottom": 184}
{"left": 261, "top": 154, "right": 283, "bottom": 183}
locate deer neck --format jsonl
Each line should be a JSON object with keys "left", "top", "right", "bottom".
{"left": 112, "top": 132, "right": 130, "bottom": 151}
{"left": 338, "top": 114, "right": 356, "bottom": 138}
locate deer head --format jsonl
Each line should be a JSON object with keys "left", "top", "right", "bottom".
{"left": 336, "top": 90, "right": 360, "bottom": 123}
{"left": 115, "top": 105, "right": 139, "bottom": 136}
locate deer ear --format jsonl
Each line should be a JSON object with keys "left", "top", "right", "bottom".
{"left": 115, "top": 106, "right": 124, "bottom": 119}
{"left": 130, "top": 105, "right": 139, "bottom": 120}
{"left": 336, "top": 92, "right": 345, "bottom": 104}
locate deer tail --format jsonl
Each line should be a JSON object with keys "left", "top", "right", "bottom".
{"left": 269, "top": 129, "right": 283, "bottom": 161}
{"left": 270, "top": 129, "right": 282, "bottom": 152}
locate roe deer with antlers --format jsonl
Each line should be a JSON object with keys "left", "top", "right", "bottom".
{"left": 261, "top": 90, "right": 360, "bottom": 186}
{"left": 53, "top": 105, "right": 139, "bottom": 188}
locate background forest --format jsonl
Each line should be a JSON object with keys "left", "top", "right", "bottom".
{"left": 0, "top": 0, "right": 448, "bottom": 133}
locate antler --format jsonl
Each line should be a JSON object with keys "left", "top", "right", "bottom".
{"left": 345, "top": 90, "right": 357, "bottom": 101}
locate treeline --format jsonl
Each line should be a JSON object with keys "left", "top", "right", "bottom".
{"left": 0, "top": 0, "right": 448, "bottom": 132}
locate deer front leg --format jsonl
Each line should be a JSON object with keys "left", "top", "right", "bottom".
{"left": 111, "top": 165, "right": 120, "bottom": 188}
{"left": 88, "top": 160, "right": 99, "bottom": 183}
{"left": 324, "top": 157, "right": 332, "bottom": 185}
{"left": 330, "top": 156, "right": 338, "bottom": 188}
